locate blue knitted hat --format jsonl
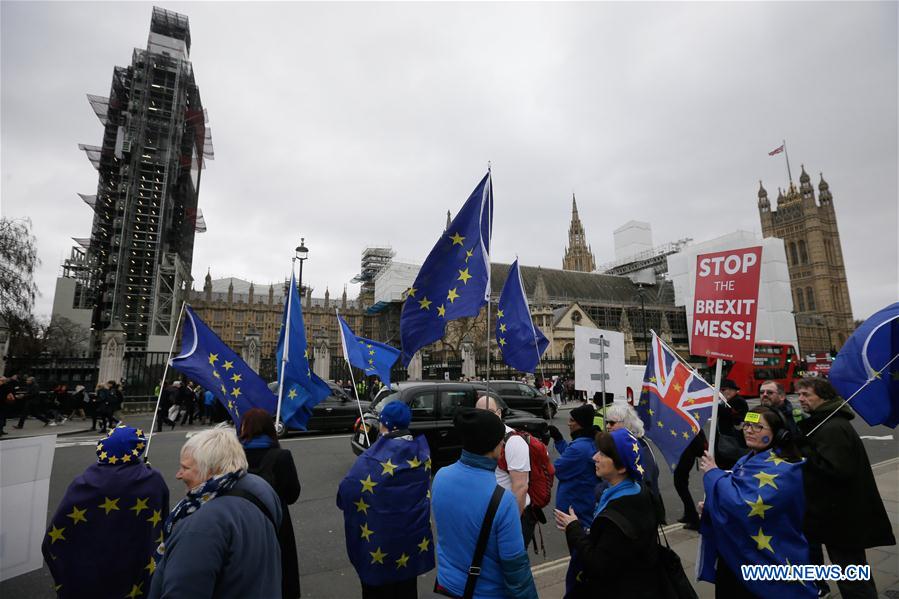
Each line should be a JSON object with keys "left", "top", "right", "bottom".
{"left": 96, "top": 424, "right": 146, "bottom": 465}
{"left": 379, "top": 401, "right": 412, "bottom": 431}
{"left": 610, "top": 428, "right": 644, "bottom": 480}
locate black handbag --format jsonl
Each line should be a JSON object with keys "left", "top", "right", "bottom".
{"left": 657, "top": 525, "right": 698, "bottom": 599}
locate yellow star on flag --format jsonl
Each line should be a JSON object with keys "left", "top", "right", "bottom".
{"left": 222, "top": 361, "right": 234, "bottom": 371}
{"left": 213, "top": 370, "right": 221, "bottom": 379}
{"left": 208, "top": 353, "right": 218, "bottom": 365}
{"left": 108, "top": 455, "right": 119, "bottom": 464}
{"left": 765, "top": 452, "right": 786, "bottom": 467}
{"left": 673, "top": 383, "right": 682, "bottom": 392}
{"left": 396, "top": 553, "right": 410, "bottom": 568}
{"left": 753, "top": 471, "right": 779, "bottom": 490}
{"left": 354, "top": 497, "right": 370, "bottom": 514}
{"left": 230, "top": 387, "right": 242, "bottom": 398}
{"left": 496, "top": 309, "right": 504, "bottom": 319}
{"left": 649, "top": 376, "right": 657, "bottom": 383}
{"left": 632, "top": 442, "right": 640, "bottom": 453}
{"left": 682, "top": 431, "right": 691, "bottom": 439}
{"left": 130, "top": 497, "right": 149, "bottom": 516}
{"left": 657, "top": 420, "right": 665, "bottom": 428}
{"left": 360, "top": 475, "right": 378, "bottom": 494}
{"left": 670, "top": 429, "right": 677, "bottom": 436}
{"left": 407, "top": 456, "right": 422, "bottom": 468}
{"left": 369, "top": 350, "right": 375, "bottom": 355}
{"left": 381, "top": 459, "right": 398, "bottom": 476}
{"left": 499, "top": 323, "right": 507, "bottom": 333}
{"left": 449, "top": 232, "right": 465, "bottom": 246}
{"left": 457, "top": 268, "right": 472, "bottom": 284}
{"left": 417, "top": 537, "right": 430, "bottom": 552}
{"left": 418, "top": 297, "right": 432, "bottom": 310}
{"left": 636, "top": 463, "right": 645, "bottom": 475}
{"left": 98, "top": 451, "right": 108, "bottom": 460}
{"left": 447, "top": 288, "right": 460, "bottom": 303}
{"left": 465, "top": 248, "right": 474, "bottom": 262}
{"left": 437, "top": 304, "right": 446, "bottom": 317}
{"left": 48, "top": 525, "right": 66, "bottom": 544}
{"left": 425, "top": 458, "right": 431, "bottom": 471}
{"left": 147, "top": 509, "right": 162, "bottom": 527}
{"left": 370, "top": 547, "right": 388, "bottom": 564}
{"left": 98, "top": 497, "right": 120, "bottom": 515}
{"left": 287, "top": 388, "right": 298, "bottom": 400}
{"left": 121, "top": 453, "right": 132, "bottom": 463}
{"left": 647, "top": 408, "right": 654, "bottom": 416}
{"left": 145, "top": 557, "right": 156, "bottom": 575}
{"left": 745, "top": 495, "right": 774, "bottom": 519}
{"left": 220, "top": 384, "right": 227, "bottom": 395}
{"left": 499, "top": 337, "right": 507, "bottom": 346}
{"left": 360, "top": 523, "right": 374, "bottom": 541}
{"left": 751, "top": 527, "right": 774, "bottom": 553}
{"left": 407, "top": 287, "right": 417, "bottom": 298}
{"left": 126, "top": 582, "right": 143, "bottom": 599}
{"left": 67, "top": 506, "right": 87, "bottom": 525}
{"left": 231, "top": 373, "right": 242, "bottom": 383}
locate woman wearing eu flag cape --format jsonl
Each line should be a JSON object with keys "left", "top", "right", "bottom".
{"left": 698, "top": 406, "right": 816, "bottom": 598}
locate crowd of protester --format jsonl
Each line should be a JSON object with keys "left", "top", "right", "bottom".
{"left": 34, "top": 375, "right": 895, "bottom": 598}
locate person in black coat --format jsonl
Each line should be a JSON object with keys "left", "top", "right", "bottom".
{"left": 240, "top": 408, "right": 302, "bottom": 599}
{"left": 796, "top": 377, "right": 894, "bottom": 599}
{"left": 554, "top": 429, "right": 671, "bottom": 599}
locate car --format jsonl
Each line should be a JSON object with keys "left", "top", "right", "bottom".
{"left": 350, "top": 381, "right": 550, "bottom": 469}
{"left": 276, "top": 382, "right": 370, "bottom": 436}
{"left": 474, "top": 380, "right": 557, "bottom": 420}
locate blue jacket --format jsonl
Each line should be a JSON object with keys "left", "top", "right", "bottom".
{"left": 553, "top": 430, "right": 598, "bottom": 527}
{"left": 149, "top": 473, "right": 283, "bottom": 599}
{"left": 432, "top": 451, "right": 537, "bottom": 599}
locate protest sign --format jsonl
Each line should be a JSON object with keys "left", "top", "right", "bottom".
{"left": 691, "top": 246, "right": 763, "bottom": 364}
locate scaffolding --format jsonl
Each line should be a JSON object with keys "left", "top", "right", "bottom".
{"left": 352, "top": 247, "right": 395, "bottom": 298}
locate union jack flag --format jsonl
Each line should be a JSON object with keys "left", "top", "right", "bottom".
{"left": 636, "top": 334, "right": 716, "bottom": 470}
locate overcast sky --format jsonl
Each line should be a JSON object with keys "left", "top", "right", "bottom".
{"left": 2, "top": 1, "right": 897, "bottom": 323}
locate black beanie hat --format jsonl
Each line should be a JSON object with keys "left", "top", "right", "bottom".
{"left": 570, "top": 404, "right": 596, "bottom": 429}
{"left": 455, "top": 408, "right": 506, "bottom": 455}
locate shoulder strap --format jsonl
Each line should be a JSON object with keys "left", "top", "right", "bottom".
{"left": 222, "top": 488, "right": 277, "bottom": 531}
{"left": 463, "top": 485, "right": 505, "bottom": 599}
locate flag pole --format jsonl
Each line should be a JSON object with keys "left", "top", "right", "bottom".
{"left": 275, "top": 258, "right": 296, "bottom": 434}
{"left": 144, "top": 300, "right": 186, "bottom": 464}
{"left": 649, "top": 329, "right": 730, "bottom": 408}
{"left": 518, "top": 258, "right": 549, "bottom": 409}
{"left": 337, "top": 308, "right": 369, "bottom": 447}
{"left": 783, "top": 139, "right": 793, "bottom": 184}
{"left": 484, "top": 165, "right": 493, "bottom": 395}
{"left": 707, "top": 358, "right": 723, "bottom": 462}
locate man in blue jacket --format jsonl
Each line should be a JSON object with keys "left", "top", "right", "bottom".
{"left": 432, "top": 408, "right": 537, "bottom": 599}
{"left": 547, "top": 403, "right": 598, "bottom": 596}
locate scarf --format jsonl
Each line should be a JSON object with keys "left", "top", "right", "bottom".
{"left": 242, "top": 435, "right": 276, "bottom": 449}
{"left": 593, "top": 478, "right": 641, "bottom": 520}
{"left": 153, "top": 470, "right": 244, "bottom": 564}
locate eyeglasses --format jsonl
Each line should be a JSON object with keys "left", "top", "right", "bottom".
{"left": 741, "top": 422, "right": 771, "bottom": 433}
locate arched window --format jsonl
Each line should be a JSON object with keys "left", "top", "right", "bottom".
{"left": 806, "top": 287, "right": 816, "bottom": 311}
{"left": 562, "top": 343, "right": 574, "bottom": 360}
{"left": 798, "top": 240, "right": 809, "bottom": 264}
{"left": 796, "top": 288, "right": 805, "bottom": 312}
{"left": 789, "top": 242, "right": 799, "bottom": 265}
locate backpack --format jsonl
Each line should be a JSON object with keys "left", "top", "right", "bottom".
{"left": 497, "top": 431, "right": 555, "bottom": 508}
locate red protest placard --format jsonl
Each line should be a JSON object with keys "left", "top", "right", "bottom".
{"left": 691, "top": 246, "right": 763, "bottom": 363}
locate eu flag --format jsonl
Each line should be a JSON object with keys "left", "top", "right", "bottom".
{"left": 400, "top": 172, "right": 493, "bottom": 365}
{"left": 496, "top": 259, "right": 548, "bottom": 373}
{"left": 338, "top": 315, "right": 401, "bottom": 387}
{"left": 636, "top": 333, "right": 716, "bottom": 470}
{"left": 42, "top": 454, "right": 169, "bottom": 598}
{"left": 698, "top": 450, "right": 816, "bottom": 598}
{"left": 829, "top": 302, "right": 899, "bottom": 428}
{"left": 277, "top": 271, "right": 331, "bottom": 430}
{"left": 336, "top": 434, "right": 435, "bottom": 586}
{"left": 171, "top": 306, "right": 276, "bottom": 429}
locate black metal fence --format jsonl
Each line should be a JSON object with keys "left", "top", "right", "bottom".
{"left": 3, "top": 355, "right": 99, "bottom": 391}
{"left": 121, "top": 352, "right": 171, "bottom": 401}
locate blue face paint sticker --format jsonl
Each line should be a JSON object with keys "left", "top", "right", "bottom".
{"left": 761, "top": 436, "right": 771, "bottom": 444}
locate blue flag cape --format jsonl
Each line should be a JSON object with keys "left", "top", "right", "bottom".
{"left": 171, "top": 306, "right": 276, "bottom": 430}
{"left": 830, "top": 302, "right": 899, "bottom": 428}
{"left": 336, "top": 434, "right": 435, "bottom": 585}
{"left": 277, "top": 271, "right": 332, "bottom": 430}
{"left": 400, "top": 172, "right": 493, "bottom": 365}
{"left": 496, "top": 259, "right": 549, "bottom": 373}
{"left": 698, "top": 450, "right": 816, "bottom": 598}
{"left": 339, "top": 315, "right": 401, "bottom": 387}
{"left": 42, "top": 462, "right": 170, "bottom": 599}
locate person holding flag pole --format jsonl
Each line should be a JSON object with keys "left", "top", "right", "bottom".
{"left": 144, "top": 300, "right": 186, "bottom": 462}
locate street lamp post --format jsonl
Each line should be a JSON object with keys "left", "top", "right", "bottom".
{"left": 635, "top": 284, "right": 649, "bottom": 361}
{"left": 295, "top": 238, "right": 309, "bottom": 296}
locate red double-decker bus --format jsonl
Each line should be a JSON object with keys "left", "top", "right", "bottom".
{"left": 706, "top": 341, "right": 801, "bottom": 397}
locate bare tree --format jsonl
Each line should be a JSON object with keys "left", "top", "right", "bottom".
{"left": 0, "top": 217, "right": 40, "bottom": 320}
{"left": 45, "top": 316, "right": 91, "bottom": 355}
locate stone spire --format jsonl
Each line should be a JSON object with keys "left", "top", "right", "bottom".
{"left": 341, "top": 285, "right": 348, "bottom": 309}
{"left": 248, "top": 282, "right": 255, "bottom": 304}
{"left": 268, "top": 284, "right": 274, "bottom": 304}
{"left": 562, "top": 193, "right": 596, "bottom": 272}
{"left": 445, "top": 210, "right": 452, "bottom": 232}
{"left": 324, "top": 286, "right": 330, "bottom": 308}
{"left": 204, "top": 268, "right": 212, "bottom": 300}
{"left": 227, "top": 279, "right": 233, "bottom": 302}
{"left": 533, "top": 268, "right": 549, "bottom": 310}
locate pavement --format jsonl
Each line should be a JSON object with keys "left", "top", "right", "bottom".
{"left": 2, "top": 416, "right": 102, "bottom": 439}
{"left": 533, "top": 457, "right": 899, "bottom": 598}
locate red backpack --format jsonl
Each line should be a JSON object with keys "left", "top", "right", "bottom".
{"left": 497, "top": 431, "right": 555, "bottom": 508}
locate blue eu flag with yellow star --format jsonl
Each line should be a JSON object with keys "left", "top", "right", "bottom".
{"left": 698, "top": 449, "right": 816, "bottom": 598}
{"left": 400, "top": 171, "right": 493, "bottom": 365}
{"left": 277, "top": 271, "right": 332, "bottom": 431}
{"left": 496, "top": 259, "right": 549, "bottom": 373}
{"left": 830, "top": 302, "right": 899, "bottom": 428}
{"left": 336, "top": 434, "right": 435, "bottom": 586}
{"left": 338, "top": 315, "right": 401, "bottom": 387}
{"left": 171, "top": 306, "right": 276, "bottom": 429}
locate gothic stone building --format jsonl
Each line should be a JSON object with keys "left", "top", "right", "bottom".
{"left": 562, "top": 194, "right": 596, "bottom": 272}
{"left": 758, "top": 166, "right": 853, "bottom": 355}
